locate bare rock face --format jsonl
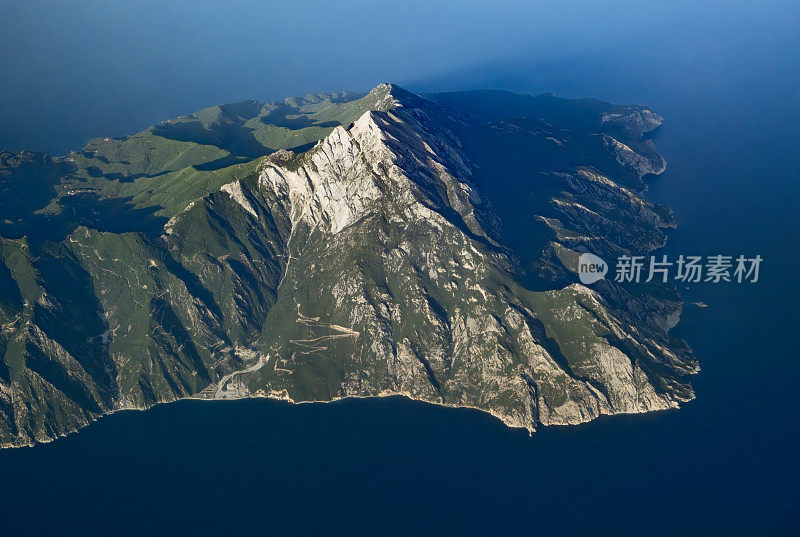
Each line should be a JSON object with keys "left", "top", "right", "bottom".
{"left": 603, "top": 135, "right": 667, "bottom": 177}
{"left": 0, "top": 84, "right": 696, "bottom": 447}
{"left": 602, "top": 109, "right": 664, "bottom": 133}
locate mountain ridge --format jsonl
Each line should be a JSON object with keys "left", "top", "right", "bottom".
{"left": 0, "top": 84, "right": 696, "bottom": 447}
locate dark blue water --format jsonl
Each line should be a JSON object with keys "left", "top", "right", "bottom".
{"left": 1, "top": 2, "right": 799, "bottom": 536}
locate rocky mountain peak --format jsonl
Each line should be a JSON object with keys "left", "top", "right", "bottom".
{"left": 365, "top": 83, "right": 431, "bottom": 112}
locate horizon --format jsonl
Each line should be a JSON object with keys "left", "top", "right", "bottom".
{"left": 2, "top": 0, "right": 797, "bottom": 155}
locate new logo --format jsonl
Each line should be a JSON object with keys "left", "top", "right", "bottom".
{"left": 578, "top": 253, "right": 608, "bottom": 284}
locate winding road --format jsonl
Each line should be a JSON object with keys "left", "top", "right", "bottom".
{"left": 213, "top": 352, "right": 267, "bottom": 399}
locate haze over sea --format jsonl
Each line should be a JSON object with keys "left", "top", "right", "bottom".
{"left": 1, "top": 1, "right": 798, "bottom": 535}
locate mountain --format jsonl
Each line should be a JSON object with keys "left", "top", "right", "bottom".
{"left": 0, "top": 84, "right": 697, "bottom": 447}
